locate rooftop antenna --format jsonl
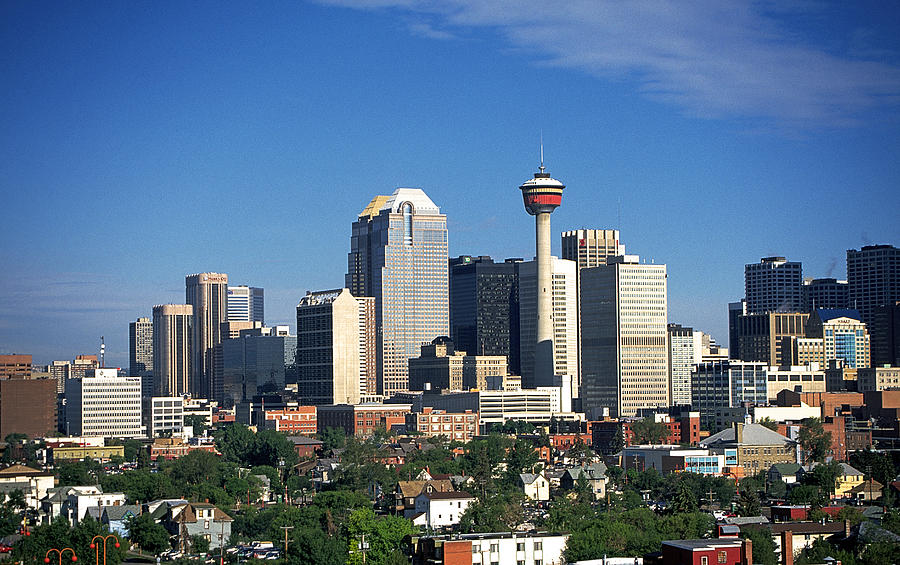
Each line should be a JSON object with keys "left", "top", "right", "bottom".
{"left": 539, "top": 130, "right": 545, "bottom": 173}
{"left": 100, "top": 336, "right": 105, "bottom": 368}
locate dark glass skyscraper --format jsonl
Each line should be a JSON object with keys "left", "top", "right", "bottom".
{"left": 449, "top": 256, "right": 519, "bottom": 373}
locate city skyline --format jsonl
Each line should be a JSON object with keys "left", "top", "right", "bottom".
{"left": 2, "top": 2, "right": 899, "bottom": 366}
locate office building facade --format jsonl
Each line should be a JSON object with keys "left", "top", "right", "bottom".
{"left": 65, "top": 369, "right": 143, "bottom": 438}
{"left": 847, "top": 244, "right": 900, "bottom": 328}
{"left": 803, "top": 278, "right": 849, "bottom": 311}
{"left": 581, "top": 255, "right": 669, "bottom": 418}
{"left": 806, "top": 309, "right": 871, "bottom": 369}
{"left": 152, "top": 304, "right": 193, "bottom": 397}
{"left": 226, "top": 285, "right": 264, "bottom": 324}
{"left": 186, "top": 272, "right": 228, "bottom": 399}
{"left": 561, "top": 229, "right": 624, "bottom": 269}
{"left": 448, "top": 256, "right": 518, "bottom": 370}
{"left": 129, "top": 317, "right": 153, "bottom": 378}
{"left": 408, "top": 337, "right": 507, "bottom": 393}
{"left": 734, "top": 312, "right": 809, "bottom": 366}
{"left": 745, "top": 256, "right": 803, "bottom": 314}
{"left": 668, "top": 324, "right": 702, "bottom": 407}
{"left": 345, "top": 189, "right": 449, "bottom": 397}
{"left": 872, "top": 301, "right": 900, "bottom": 367}
{"left": 517, "top": 257, "right": 578, "bottom": 392}
{"left": 296, "top": 289, "right": 361, "bottom": 406}
{"left": 221, "top": 326, "right": 296, "bottom": 408}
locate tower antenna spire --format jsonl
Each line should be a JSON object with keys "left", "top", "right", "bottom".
{"left": 539, "top": 131, "right": 545, "bottom": 173}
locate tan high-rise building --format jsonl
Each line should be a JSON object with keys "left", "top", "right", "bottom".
{"left": 561, "top": 229, "right": 624, "bottom": 269}
{"left": 357, "top": 296, "right": 377, "bottom": 396}
{"left": 296, "top": 289, "right": 361, "bottom": 405}
{"left": 152, "top": 304, "right": 193, "bottom": 396}
{"left": 345, "top": 189, "right": 448, "bottom": 398}
{"left": 408, "top": 337, "right": 507, "bottom": 392}
{"left": 186, "top": 272, "right": 228, "bottom": 399}
{"left": 806, "top": 309, "right": 871, "bottom": 369}
{"left": 580, "top": 255, "right": 669, "bottom": 418}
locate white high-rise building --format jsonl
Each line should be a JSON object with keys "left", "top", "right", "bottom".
{"left": 65, "top": 368, "right": 143, "bottom": 438}
{"left": 518, "top": 257, "right": 579, "bottom": 393}
{"left": 581, "top": 255, "right": 669, "bottom": 418}
{"left": 668, "top": 324, "right": 702, "bottom": 407}
{"left": 227, "top": 286, "right": 264, "bottom": 324}
{"left": 346, "top": 188, "right": 449, "bottom": 397}
{"left": 129, "top": 317, "right": 153, "bottom": 378}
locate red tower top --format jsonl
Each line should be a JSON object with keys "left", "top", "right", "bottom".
{"left": 519, "top": 165, "right": 565, "bottom": 216}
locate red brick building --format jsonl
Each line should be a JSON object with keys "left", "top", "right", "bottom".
{"left": 317, "top": 403, "right": 412, "bottom": 438}
{"left": 263, "top": 405, "right": 317, "bottom": 436}
{"left": 150, "top": 438, "right": 219, "bottom": 460}
{"left": 405, "top": 408, "right": 478, "bottom": 442}
{"left": 0, "top": 354, "right": 32, "bottom": 379}
{"left": 592, "top": 411, "right": 701, "bottom": 454}
{"left": 651, "top": 538, "right": 752, "bottom": 565}
{"left": 0, "top": 377, "right": 56, "bottom": 439}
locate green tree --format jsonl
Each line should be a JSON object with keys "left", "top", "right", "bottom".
{"left": 758, "top": 418, "right": 779, "bottom": 431}
{"left": 502, "top": 438, "right": 540, "bottom": 488}
{"left": 740, "top": 527, "right": 778, "bottom": 565}
{"left": 631, "top": 417, "right": 669, "bottom": 444}
{"left": 57, "top": 460, "right": 99, "bottom": 486}
{"left": 123, "top": 439, "right": 144, "bottom": 462}
{"left": 850, "top": 448, "right": 895, "bottom": 487}
{"left": 346, "top": 508, "right": 417, "bottom": 565}
{"left": 736, "top": 490, "right": 761, "bottom": 517}
{"left": 768, "top": 479, "right": 787, "bottom": 499}
{"left": 184, "top": 414, "right": 209, "bottom": 436}
{"left": 216, "top": 423, "right": 257, "bottom": 464}
{"left": 128, "top": 512, "right": 171, "bottom": 554}
{"left": 319, "top": 427, "right": 347, "bottom": 452}
{"left": 13, "top": 516, "right": 127, "bottom": 565}
{"left": 458, "top": 492, "right": 526, "bottom": 533}
{"left": 798, "top": 418, "right": 831, "bottom": 463}
{"left": 670, "top": 481, "right": 698, "bottom": 513}
{"left": 251, "top": 429, "right": 299, "bottom": 468}
{"left": 190, "top": 534, "right": 210, "bottom": 554}
{"left": 804, "top": 460, "right": 842, "bottom": 498}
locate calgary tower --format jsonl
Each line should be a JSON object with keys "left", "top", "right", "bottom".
{"left": 519, "top": 150, "right": 565, "bottom": 387}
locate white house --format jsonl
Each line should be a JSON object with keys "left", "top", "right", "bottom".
{"left": 413, "top": 491, "right": 474, "bottom": 529}
{"left": 65, "top": 488, "right": 127, "bottom": 524}
{"left": 0, "top": 464, "right": 56, "bottom": 510}
{"left": 519, "top": 473, "right": 550, "bottom": 501}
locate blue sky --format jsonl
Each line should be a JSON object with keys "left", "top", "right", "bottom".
{"left": 1, "top": 1, "right": 899, "bottom": 367}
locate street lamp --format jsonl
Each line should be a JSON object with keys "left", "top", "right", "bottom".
{"left": 45, "top": 548, "right": 77, "bottom": 565}
{"left": 90, "top": 534, "right": 120, "bottom": 565}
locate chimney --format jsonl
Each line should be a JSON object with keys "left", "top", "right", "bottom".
{"left": 782, "top": 531, "right": 793, "bottom": 565}
{"left": 741, "top": 538, "right": 753, "bottom": 565}
{"left": 735, "top": 422, "right": 744, "bottom": 444}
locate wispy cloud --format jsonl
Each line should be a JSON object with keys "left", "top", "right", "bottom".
{"left": 315, "top": 0, "right": 900, "bottom": 128}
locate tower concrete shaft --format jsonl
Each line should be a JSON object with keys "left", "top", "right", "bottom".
{"left": 535, "top": 212, "right": 554, "bottom": 384}
{"left": 519, "top": 165, "right": 565, "bottom": 388}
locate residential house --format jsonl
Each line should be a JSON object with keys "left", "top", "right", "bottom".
{"left": 798, "top": 462, "right": 864, "bottom": 498}
{"left": 413, "top": 491, "right": 474, "bottom": 530}
{"left": 768, "top": 463, "right": 802, "bottom": 485}
{"left": 0, "top": 464, "right": 56, "bottom": 510}
{"left": 162, "top": 502, "right": 233, "bottom": 551}
{"left": 100, "top": 505, "right": 140, "bottom": 537}
{"left": 519, "top": 473, "right": 550, "bottom": 501}
{"left": 394, "top": 479, "right": 454, "bottom": 518}
{"left": 559, "top": 462, "right": 607, "bottom": 500}
{"left": 410, "top": 531, "right": 569, "bottom": 565}
{"left": 700, "top": 423, "right": 796, "bottom": 476}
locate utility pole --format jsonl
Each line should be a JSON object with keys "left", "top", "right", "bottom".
{"left": 279, "top": 526, "right": 294, "bottom": 555}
